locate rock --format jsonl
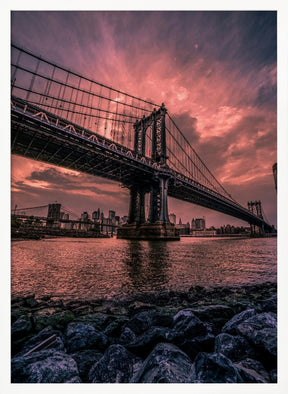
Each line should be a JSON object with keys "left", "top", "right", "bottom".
{"left": 257, "top": 295, "right": 277, "bottom": 314}
{"left": 192, "top": 305, "right": 234, "bottom": 322}
{"left": 71, "top": 312, "right": 112, "bottom": 331}
{"left": 104, "top": 317, "right": 129, "bottom": 337}
{"left": 222, "top": 309, "right": 257, "bottom": 335}
{"left": 173, "top": 332, "right": 215, "bottom": 361}
{"left": 11, "top": 314, "right": 34, "bottom": 340}
{"left": 125, "top": 326, "right": 174, "bottom": 358}
{"left": 189, "top": 352, "right": 244, "bottom": 383}
{"left": 125, "top": 310, "right": 173, "bottom": 335}
{"left": 236, "top": 312, "right": 277, "bottom": 358}
{"left": 172, "top": 309, "right": 208, "bottom": 337}
{"left": 24, "top": 295, "right": 38, "bottom": 308}
{"left": 71, "top": 349, "right": 103, "bottom": 382}
{"left": 11, "top": 350, "right": 80, "bottom": 383}
{"left": 17, "top": 326, "right": 65, "bottom": 356}
{"left": 214, "top": 333, "right": 255, "bottom": 361}
{"left": 119, "top": 327, "right": 137, "bottom": 345}
{"left": 88, "top": 344, "right": 142, "bottom": 383}
{"left": 33, "top": 308, "right": 75, "bottom": 331}
{"left": 131, "top": 343, "right": 193, "bottom": 383}
{"left": 66, "top": 323, "right": 109, "bottom": 353}
{"left": 235, "top": 358, "right": 270, "bottom": 383}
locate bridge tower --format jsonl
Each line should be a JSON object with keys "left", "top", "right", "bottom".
{"left": 46, "top": 203, "right": 61, "bottom": 228}
{"left": 247, "top": 200, "right": 264, "bottom": 235}
{"left": 117, "top": 104, "right": 179, "bottom": 240}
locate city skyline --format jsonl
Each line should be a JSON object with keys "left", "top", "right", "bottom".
{"left": 11, "top": 11, "right": 277, "bottom": 228}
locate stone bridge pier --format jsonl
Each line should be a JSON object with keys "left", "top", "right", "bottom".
{"left": 117, "top": 105, "right": 179, "bottom": 240}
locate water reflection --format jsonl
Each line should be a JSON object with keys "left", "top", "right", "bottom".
{"left": 123, "top": 240, "right": 171, "bottom": 292}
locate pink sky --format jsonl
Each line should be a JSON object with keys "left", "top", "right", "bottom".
{"left": 11, "top": 11, "right": 277, "bottom": 227}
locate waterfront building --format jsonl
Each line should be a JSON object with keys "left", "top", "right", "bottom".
{"left": 169, "top": 213, "right": 176, "bottom": 224}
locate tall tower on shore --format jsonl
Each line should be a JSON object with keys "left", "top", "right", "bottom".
{"left": 272, "top": 163, "right": 277, "bottom": 191}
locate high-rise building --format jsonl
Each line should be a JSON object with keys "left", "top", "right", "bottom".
{"left": 195, "top": 217, "right": 205, "bottom": 230}
{"left": 191, "top": 218, "right": 196, "bottom": 230}
{"left": 81, "top": 211, "right": 89, "bottom": 221}
{"left": 109, "top": 210, "right": 116, "bottom": 220}
{"left": 272, "top": 162, "right": 277, "bottom": 191}
{"left": 92, "top": 208, "right": 100, "bottom": 221}
{"left": 169, "top": 213, "right": 176, "bottom": 224}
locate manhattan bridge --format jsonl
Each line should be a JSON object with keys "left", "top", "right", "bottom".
{"left": 11, "top": 43, "right": 274, "bottom": 240}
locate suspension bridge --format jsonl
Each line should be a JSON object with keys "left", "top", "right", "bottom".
{"left": 11, "top": 43, "right": 274, "bottom": 239}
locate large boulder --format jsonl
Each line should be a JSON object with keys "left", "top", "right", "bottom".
{"left": 173, "top": 332, "right": 215, "bottom": 361}
{"left": 125, "top": 326, "right": 174, "bottom": 358}
{"left": 11, "top": 314, "right": 34, "bottom": 340}
{"left": 125, "top": 310, "right": 173, "bottom": 335}
{"left": 222, "top": 309, "right": 257, "bottom": 335}
{"left": 66, "top": 323, "right": 109, "bottom": 353}
{"left": 214, "top": 333, "right": 255, "bottom": 361}
{"left": 189, "top": 352, "right": 244, "bottom": 383}
{"left": 11, "top": 349, "right": 80, "bottom": 383}
{"left": 236, "top": 312, "right": 277, "bottom": 358}
{"left": 234, "top": 358, "right": 270, "bottom": 383}
{"left": 191, "top": 305, "right": 234, "bottom": 329}
{"left": 71, "top": 349, "right": 103, "bottom": 382}
{"left": 131, "top": 343, "right": 193, "bottom": 383}
{"left": 172, "top": 309, "right": 208, "bottom": 337}
{"left": 88, "top": 344, "right": 142, "bottom": 383}
{"left": 257, "top": 295, "right": 277, "bottom": 314}
{"left": 119, "top": 327, "right": 137, "bottom": 345}
{"left": 16, "top": 326, "right": 65, "bottom": 357}
{"left": 33, "top": 307, "right": 75, "bottom": 331}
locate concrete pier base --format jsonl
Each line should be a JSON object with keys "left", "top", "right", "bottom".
{"left": 117, "top": 222, "right": 180, "bottom": 241}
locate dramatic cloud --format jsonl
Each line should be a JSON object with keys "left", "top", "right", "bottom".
{"left": 11, "top": 11, "right": 277, "bottom": 227}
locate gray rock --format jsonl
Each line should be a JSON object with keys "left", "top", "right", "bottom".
{"left": 236, "top": 312, "right": 277, "bottom": 357}
{"left": 235, "top": 358, "right": 270, "bottom": 383}
{"left": 71, "top": 349, "right": 103, "bottom": 382}
{"left": 11, "top": 315, "right": 33, "bottom": 340}
{"left": 11, "top": 350, "right": 80, "bottom": 383}
{"left": 88, "top": 344, "right": 142, "bottom": 383}
{"left": 222, "top": 309, "right": 257, "bottom": 335}
{"left": 131, "top": 342, "right": 193, "bottom": 383}
{"left": 125, "top": 310, "right": 173, "bottom": 335}
{"left": 192, "top": 305, "right": 234, "bottom": 323}
{"left": 119, "top": 327, "right": 137, "bottom": 345}
{"left": 17, "top": 326, "right": 65, "bottom": 356}
{"left": 173, "top": 332, "right": 215, "bottom": 361}
{"left": 104, "top": 317, "right": 129, "bottom": 337}
{"left": 215, "top": 333, "right": 255, "bottom": 361}
{"left": 125, "top": 326, "right": 174, "bottom": 357}
{"left": 66, "top": 323, "right": 109, "bottom": 352}
{"left": 257, "top": 295, "right": 277, "bottom": 314}
{"left": 172, "top": 309, "right": 208, "bottom": 337}
{"left": 189, "top": 352, "right": 244, "bottom": 383}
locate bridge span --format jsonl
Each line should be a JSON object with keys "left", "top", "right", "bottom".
{"left": 11, "top": 43, "right": 273, "bottom": 239}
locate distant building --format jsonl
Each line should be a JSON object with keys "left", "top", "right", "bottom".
{"left": 169, "top": 213, "right": 176, "bottom": 224}
{"left": 191, "top": 218, "right": 196, "bottom": 230}
{"left": 81, "top": 211, "right": 89, "bottom": 221}
{"left": 273, "top": 162, "right": 277, "bottom": 191}
{"left": 175, "top": 222, "right": 190, "bottom": 235}
{"left": 92, "top": 208, "right": 101, "bottom": 221}
{"left": 191, "top": 217, "right": 206, "bottom": 230}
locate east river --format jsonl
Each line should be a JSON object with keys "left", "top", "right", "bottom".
{"left": 11, "top": 236, "right": 277, "bottom": 301}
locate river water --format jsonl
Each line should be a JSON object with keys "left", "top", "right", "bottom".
{"left": 11, "top": 237, "right": 277, "bottom": 300}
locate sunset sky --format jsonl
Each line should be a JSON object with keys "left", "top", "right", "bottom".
{"left": 10, "top": 10, "right": 277, "bottom": 227}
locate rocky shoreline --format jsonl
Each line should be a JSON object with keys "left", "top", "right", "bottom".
{"left": 11, "top": 282, "right": 277, "bottom": 383}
